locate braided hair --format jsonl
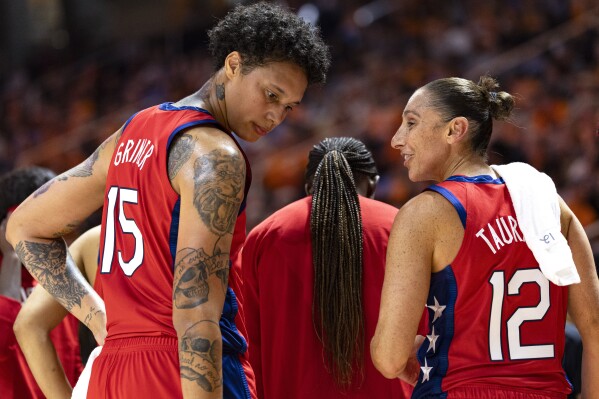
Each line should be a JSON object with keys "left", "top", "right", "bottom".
{"left": 306, "top": 137, "right": 378, "bottom": 388}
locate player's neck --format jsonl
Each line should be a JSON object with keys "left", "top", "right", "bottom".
{"left": 176, "top": 73, "right": 231, "bottom": 132}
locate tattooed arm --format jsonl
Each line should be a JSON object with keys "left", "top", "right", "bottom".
{"left": 169, "top": 128, "right": 245, "bottom": 399}
{"left": 6, "top": 130, "right": 122, "bottom": 345}
{"left": 14, "top": 225, "right": 101, "bottom": 399}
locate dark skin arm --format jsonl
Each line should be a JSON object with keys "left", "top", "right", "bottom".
{"left": 6, "top": 131, "right": 121, "bottom": 345}
{"left": 169, "top": 128, "right": 245, "bottom": 399}
{"left": 13, "top": 225, "right": 100, "bottom": 399}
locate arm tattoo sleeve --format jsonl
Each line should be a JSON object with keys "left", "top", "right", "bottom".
{"left": 173, "top": 246, "right": 229, "bottom": 309}
{"left": 179, "top": 320, "right": 222, "bottom": 392}
{"left": 14, "top": 239, "right": 87, "bottom": 311}
{"left": 193, "top": 150, "right": 244, "bottom": 236}
{"left": 59, "top": 147, "right": 100, "bottom": 180}
{"left": 58, "top": 137, "right": 110, "bottom": 181}
{"left": 33, "top": 179, "right": 55, "bottom": 198}
{"left": 168, "top": 133, "right": 196, "bottom": 181}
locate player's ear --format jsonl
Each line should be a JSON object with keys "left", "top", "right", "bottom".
{"left": 224, "top": 51, "right": 242, "bottom": 79}
{"left": 446, "top": 116, "right": 469, "bottom": 144}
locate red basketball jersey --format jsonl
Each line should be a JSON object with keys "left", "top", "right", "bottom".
{"left": 242, "top": 196, "right": 415, "bottom": 399}
{"left": 412, "top": 175, "right": 571, "bottom": 399}
{"left": 97, "top": 103, "right": 255, "bottom": 397}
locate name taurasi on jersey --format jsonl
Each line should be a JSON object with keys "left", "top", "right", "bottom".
{"left": 113, "top": 138, "right": 155, "bottom": 170}
{"left": 475, "top": 215, "right": 525, "bottom": 255}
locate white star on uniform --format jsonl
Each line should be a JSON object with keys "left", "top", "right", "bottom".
{"left": 426, "top": 326, "right": 439, "bottom": 353}
{"left": 421, "top": 357, "right": 433, "bottom": 382}
{"left": 427, "top": 296, "right": 446, "bottom": 323}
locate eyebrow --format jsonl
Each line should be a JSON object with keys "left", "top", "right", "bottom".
{"left": 272, "top": 84, "right": 301, "bottom": 105}
{"left": 403, "top": 110, "right": 420, "bottom": 117}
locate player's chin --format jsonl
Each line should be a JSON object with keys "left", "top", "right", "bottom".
{"left": 235, "top": 128, "right": 262, "bottom": 143}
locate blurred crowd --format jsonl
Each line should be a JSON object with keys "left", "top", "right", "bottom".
{"left": 1, "top": 0, "right": 598, "bottom": 250}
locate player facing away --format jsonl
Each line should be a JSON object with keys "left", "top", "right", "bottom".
{"left": 370, "top": 76, "right": 599, "bottom": 399}
{"left": 242, "top": 137, "right": 413, "bottom": 399}
{"left": 7, "top": 2, "right": 331, "bottom": 398}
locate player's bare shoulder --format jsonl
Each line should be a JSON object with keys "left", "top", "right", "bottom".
{"left": 167, "top": 126, "right": 245, "bottom": 185}
{"left": 168, "top": 127, "right": 246, "bottom": 236}
{"left": 395, "top": 190, "right": 455, "bottom": 228}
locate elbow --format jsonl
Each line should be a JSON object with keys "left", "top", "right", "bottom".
{"left": 370, "top": 337, "right": 406, "bottom": 379}
{"left": 13, "top": 311, "right": 40, "bottom": 345}
{"left": 5, "top": 212, "right": 24, "bottom": 249}
{"left": 172, "top": 309, "right": 221, "bottom": 337}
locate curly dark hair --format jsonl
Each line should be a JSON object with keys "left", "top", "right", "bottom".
{"left": 208, "top": 1, "right": 331, "bottom": 85}
{"left": 0, "top": 166, "right": 56, "bottom": 220}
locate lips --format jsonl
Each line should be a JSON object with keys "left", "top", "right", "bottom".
{"left": 253, "top": 123, "right": 268, "bottom": 137}
{"left": 402, "top": 153, "right": 413, "bottom": 166}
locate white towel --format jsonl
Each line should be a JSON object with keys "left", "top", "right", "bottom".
{"left": 491, "top": 162, "right": 580, "bottom": 286}
{"left": 71, "top": 346, "right": 103, "bottom": 399}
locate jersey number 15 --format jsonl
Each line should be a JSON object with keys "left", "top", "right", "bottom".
{"left": 101, "top": 187, "right": 144, "bottom": 276}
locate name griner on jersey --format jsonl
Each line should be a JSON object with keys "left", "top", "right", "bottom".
{"left": 475, "top": 215, "right": 525, "bottom": 254}
{"left": 114, "top": 139, "right": 155, "bottom": 170}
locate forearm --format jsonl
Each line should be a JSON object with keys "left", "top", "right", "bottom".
{"left": 0, "top": 251, "right": 22, "bottom": 300}
{"left": 14, "top": 325, "right": 72, "bottom": 398}
{"left": 11, "top": 237, "right": 106, "bottom": 343}
{"left": 176, "top": 318, "right": 223, "bottom": 399}
{"left": 581, "top": 345, "right": 599, "bottom": 399}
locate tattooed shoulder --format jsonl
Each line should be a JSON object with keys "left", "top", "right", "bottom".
{"left": 192, "top": 149, "right": 245, "bottom": 236}
{"left": 168, "top": 133, "right": 196, "bottom": 181}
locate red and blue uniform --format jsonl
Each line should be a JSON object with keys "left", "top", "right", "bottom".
{"left": 413, "top": 175, "right": 571, "bottom": 399}
{"left": 90, "top": 103, "right": 255, "bottom": 399}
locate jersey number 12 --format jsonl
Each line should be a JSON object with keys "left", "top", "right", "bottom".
{"left": 488, "top": 268, "right": 554, "bottom": 361}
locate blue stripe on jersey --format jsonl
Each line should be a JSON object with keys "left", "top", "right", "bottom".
{"left": 168, "top": 198, "right": 180, "bottom": 272}
{"left": 446, "top": 175, "right": 505, "bottom": 184}
{"left": 166, "top": 120, "right": 222, "bottom": 148}
{"left": 412, "top": 267, "right": 458, "bottom": 399}
{"left": 427, "top": 185, "right": 467, "bottom": 228}
{"left": 159, "top": 101, "right": 212, "bottom": 114}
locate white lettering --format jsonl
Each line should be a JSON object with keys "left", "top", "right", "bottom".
{"left": 114, "top": 142, "right": 125, "bottom": 166}
{"left": 497, "top": 217, "right": 513, "bottom": 244}
{"left": 138, "top": 145, "right": 154, "bottom": 170}
{"left": 122, "top": 140, "right": 135, "bottom": 163}
{"left": 476, "top": 216, "right": 526, "bottom": 255}
{"left": 508, "top": 216, "right": 524, "bottom": 242}
{"left": 112, "top": 139, "right": 155, "bottom": 170}
{"left": 128, "top": 139, "right": 143, "bottom": 163}
{"left": 488, "top": 223, "right": 505, "bottom": 251}
{"left": 131, "top": 139, "right": 148, "bottom": 164}
{"left": 476, "top": 228, "right": 497, "bottom": 254}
